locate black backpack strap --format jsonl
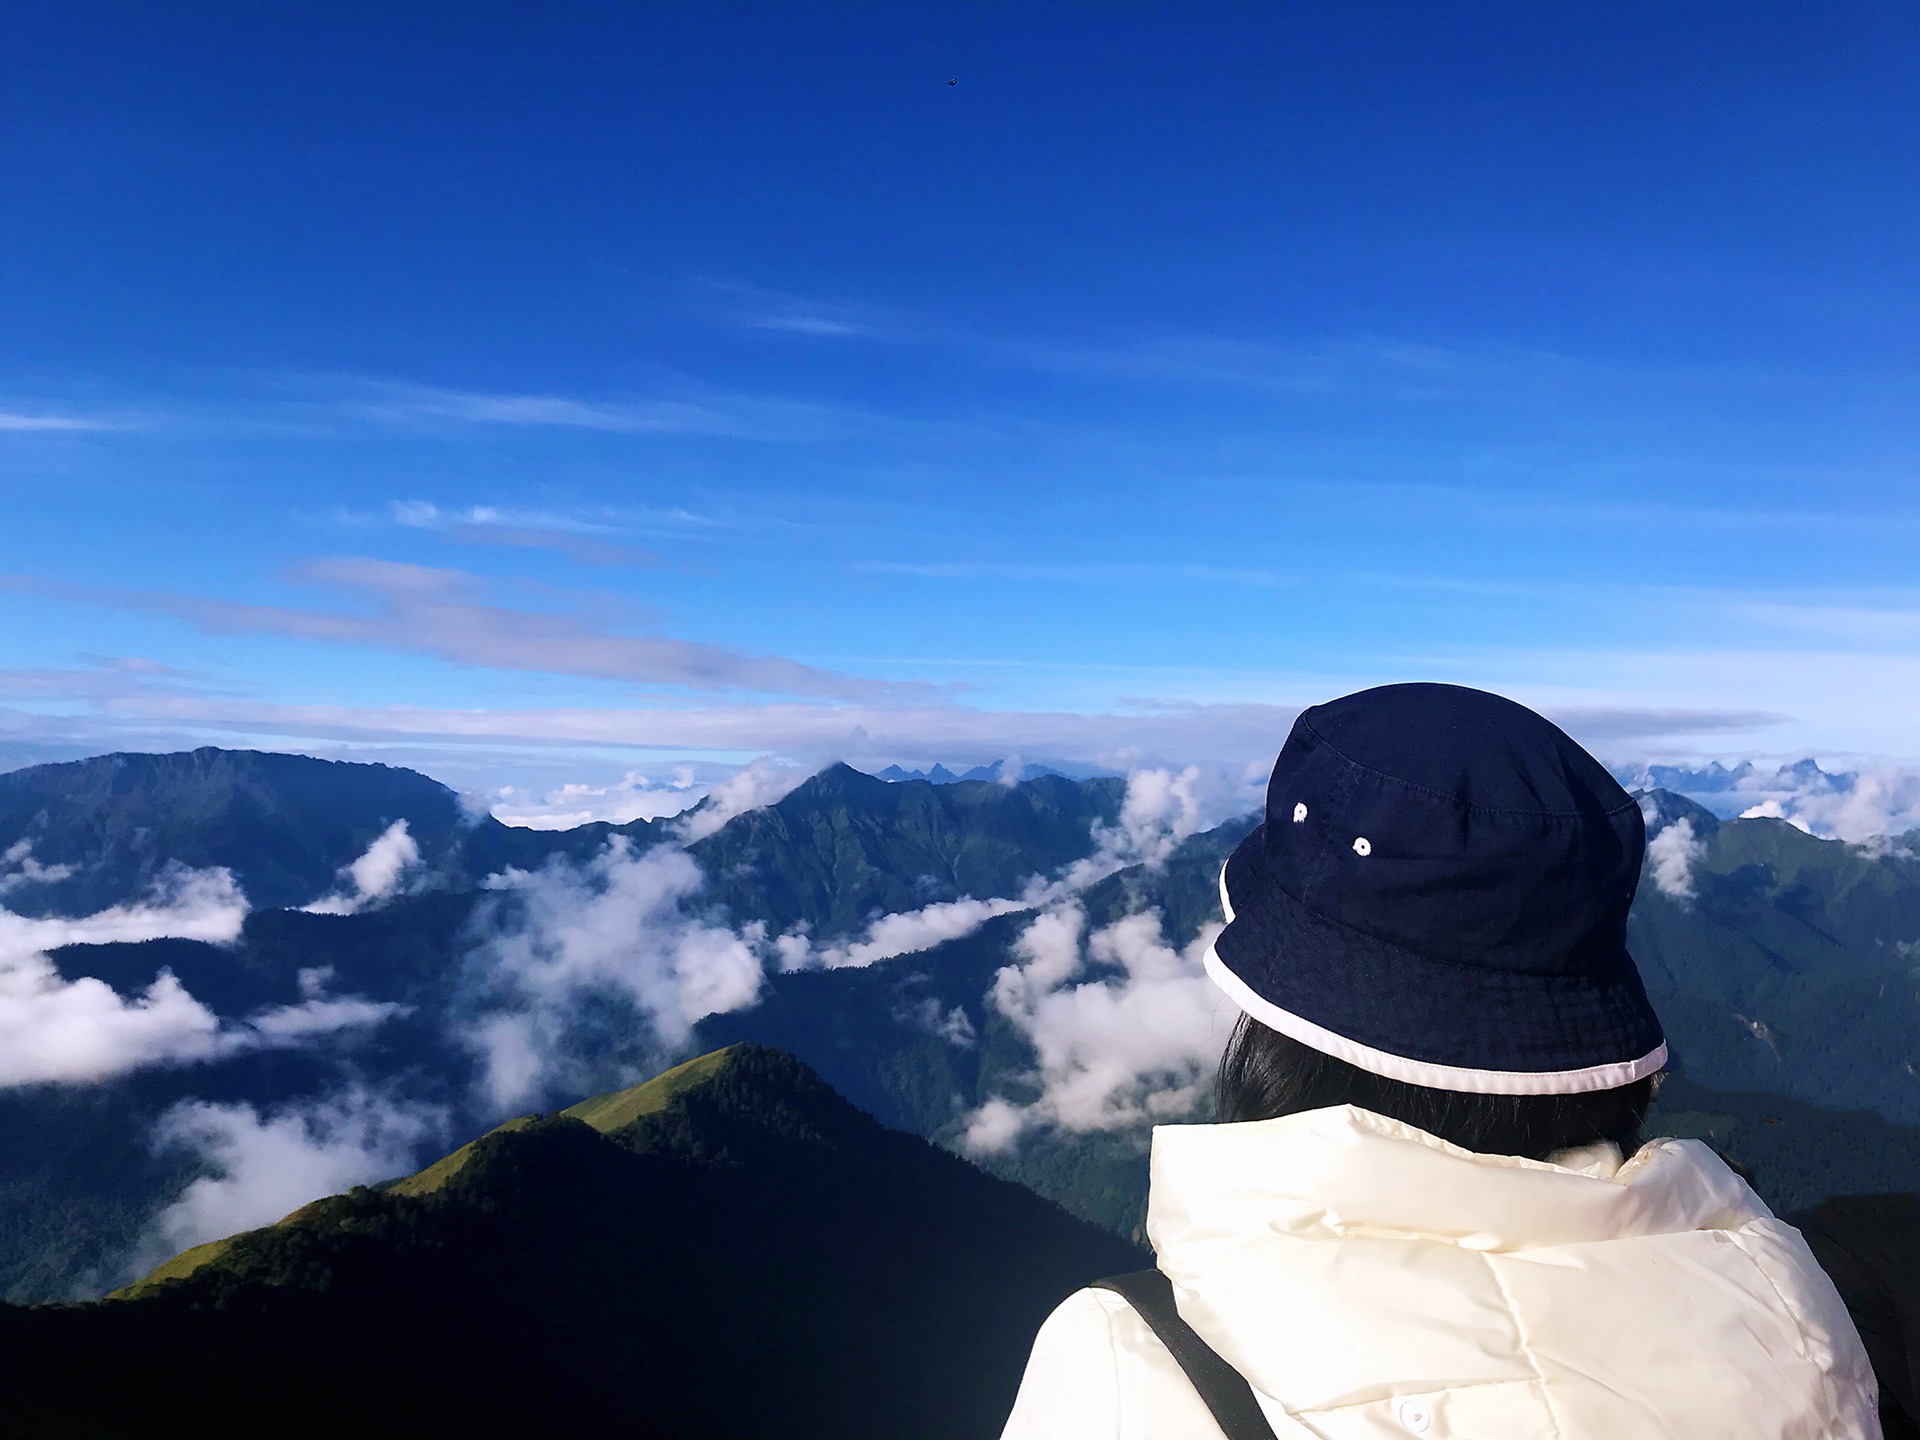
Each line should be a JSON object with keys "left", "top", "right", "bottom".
{"left": 1090, "top": 1269, "right": 1282, "bottom": 1440}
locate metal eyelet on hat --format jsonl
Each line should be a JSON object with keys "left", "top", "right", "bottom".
{"left": 1292, "top": 802, "right": 1308, "bottom": 823}
{"left": 1352, "top": 836, "right": 1372, "bottom": 856}
{"left": 1396, "top": 1397, "right": 1432, "bottom": 1434}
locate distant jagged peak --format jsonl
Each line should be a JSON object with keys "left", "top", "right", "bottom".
{"left": 1614, "top": 757, "right": 1920, "bottom": 844}
{"left": 871, "top": 758, "right": 1083, "bottom": 785}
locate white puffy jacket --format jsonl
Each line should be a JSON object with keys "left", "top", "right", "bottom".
{"left": 1002, "top": 1105, "right": 1881, "bottom": 1440}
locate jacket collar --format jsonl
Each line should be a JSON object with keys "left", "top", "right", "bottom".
{"left": 1147, "top": 1104, "right": 1766, "bottom": 1259}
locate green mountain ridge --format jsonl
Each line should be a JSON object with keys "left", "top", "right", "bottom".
{"left": 0, "top": 1044, "right": 1143, "bottom": 1440}
{"left": 117, "top": 1047, "right": 750, "bottom": 1296}
{"left": 2, "top": 750, "right": 1124, "bottom": 939}
{"left": 0, "top": 755, "right": 1131, "bottom": 1302}
{"left": 0, "top": 746, "right": 658, "bottom": 915}
{"left": 687, "top": 761, "right": 1126, "bottom": 935}
{"left": 6, "top": 750, "right": 1920, "bottom": 1304}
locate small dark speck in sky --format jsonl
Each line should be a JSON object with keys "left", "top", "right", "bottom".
{"left": 948, "top": 77, "right": 957, "bottom": 86}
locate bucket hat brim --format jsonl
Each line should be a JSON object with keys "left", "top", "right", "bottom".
{"left": 1210, "top": 825, "right": 1667, "bottom": 1096}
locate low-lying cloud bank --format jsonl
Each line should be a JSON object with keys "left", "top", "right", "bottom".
{"left": 782, "top": 895, "right": 1031, "bottom": 971}
{"left": 0, "top": 868, "right": 405, "bottom": 1087}
{"left": 0, "top": 759, "right": 1244, "bottom": 1110}
{"left": 1644, "top": 815, "right": 1706, "bottom": 903}
{"left": 301, "top": 820, "right": 420, "bottom": 914}
{"left": 489, "top": 768, "right": 704, "bottom": 829}
{"left": 774, "top": 764, "right": 1248, "bottom": 973}
{"left": 1625, "top": 759, "right": 1920, "bottom": 845}
{"left": 452, "top": 763, "right": 1253, "bottom": 1116}
{"left": 0, "top": 840, "right": 75, "bottom": 896}
{"left": 456, "top": 840, "right": 767, "bottom": 1113}
{"left": 123, "top": 1083, "right": 447, "bottom": 1286}
{"left": 673, "top": 759, "right": 810, "bottom": 842}
{"left": 966, "top": 904, "right": 1233, "bottom": 1153}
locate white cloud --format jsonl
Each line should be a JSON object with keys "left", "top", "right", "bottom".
{"left": 782, "top": 895, "right": 1030, "bottom": 971}
{"left": 491, "top": 769, "right": 702, "bottom": 830}
{"left": 964, "top": 905, "right": 1233, "bottom": 1152}
{"left": 461, "top": 759, "right": 1230, "bottom": 1108}
{"left": 776, "top": 764, "right": 1252, "bottom": 974}
{"left": 0, "top": 676, "right": 1308, "bottom": 771}
{"left": 1738, "top": 765, "right": 1920, "bottom": 845}
{"left": 0, "top": 869, "right": 243, "bottom": 1086}
{"left": 126, "top": 1085, "right": 445, "bottom": 1283}
{"left": 387, "top": 500, "right": 655, "bottom": 567}
{"left": 344, "top": 821, "right": 419, "bottom": 901}
{"left": 0, "top": 873, "right": 405, "bottom": 1087}
{"left": 962, "top": 1096, "right": 1026, "bottom": 1152}
{"left": 1050, "top": 765, "right": 1243, "bottom": 895}
{"left": 674, "top": 758, "right": 809, "bottom": 841}
{"left": 0, "top": 962, "right": 227, "bottom": 1088}
{"left": 247, "top": 967, "right": 411, "bottom": 1040}
{"left": 855, "top": 559, "right": 1296, "bottom": 589}
{"left": 0, "top": 839, "right": 76, "bottom": 896}
{"left": 0, "top": 865, "right": 248, "bottom": 955}
{"left": 901, "top": 996, "right": 977, "bottom": 1047}
{"left": 1645, "top": 816, "right": 1705, "bottom": 902}
{"left": 302, "top": 820, "right": 419, "bottom": 914}
{"left": 1638, "top": 757, "right": 1920, "bottom": 844}
{"left": 0, "top": 411, "right": 111, "bottom": 432}
{"left": 457, "top": 840, "right": 768, "bottom": 1112}
{"left": 341, "top": 380, "right": 857, "bottom": 444}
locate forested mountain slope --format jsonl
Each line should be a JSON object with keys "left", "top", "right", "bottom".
{"left": 6, "top": 747, "right": 1920, "bottom": 1302}
{"left": 0, "top": 752, "right": 1128, "bottom": 1299}
{"left": 0, "top": 1046, "right": 1141, "bottom": 1440}
{"left": 0, "top": 747, "right": 625, "bottom": 913}
{"left": 690, "top": 762, "right": 1125, "bottom": 934}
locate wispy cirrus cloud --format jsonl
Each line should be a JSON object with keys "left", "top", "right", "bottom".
{"left": 355, "top": 385, "right": 721, "bottom": 432}
{"left": 329, "top": 378, "right": 861, "bottom": 444}
{"left": 1543, "top": 706, "right": 1787, "bottom": 742}
{"left": 24, "top": 689, "right": 1303, "bottom": 766}
{"left": 6, "top": 560, "right": 926, "bottom": 702}
{"left": 704, "top": 279, "right": 900, "bottom": 340}
{"left": 710, "top": 282, "right": 1920, "bottom": 420}
{"left": 0, "top": 657, "right": 1788, "bottom": 779}
{"left": 854, "top": 559, "right": 1296, "bottom": 588}
{"left": 490, "top": 769, "right": 704, "bottom": 830}
{"left": 704, "top": 280, "right": 1588, "bottom": 396}
{"left": 388, "top": 501, "right": 660, "bottom": 567}
{"left": 0, "top": 410, "right": 122, "bottom": 433}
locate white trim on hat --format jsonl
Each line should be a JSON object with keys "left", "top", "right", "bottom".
{"left": 1210, "top": 863, "right": 1669, "bottom": 1097}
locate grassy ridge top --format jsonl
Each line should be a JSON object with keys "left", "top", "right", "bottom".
{"left": 117, "top": 1047, "right": 752, "bottom": 1295}
{"left": 385, "top": 1115, "right": 545, "bottom": 1200}
{"left": 561, "top": 1046, "right": 739, "bottom": 1135}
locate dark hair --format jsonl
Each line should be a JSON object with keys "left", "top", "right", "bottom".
{"left": 1216, "top": 1014, "right": 1656, "bottom": 1161}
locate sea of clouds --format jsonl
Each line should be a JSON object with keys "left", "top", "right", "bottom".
{"left": 0, "top": 855, "right": 407, "bottom": 1088}
{"left": 11, "top": 749, "right": 1920, "bottom": 1289}
{"left": 1620, "top": 758, "right": 1920, "bottom": 844}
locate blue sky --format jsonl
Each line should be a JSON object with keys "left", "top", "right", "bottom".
{"left": 3, "top": 2, "right": 1918, "bottom": 797}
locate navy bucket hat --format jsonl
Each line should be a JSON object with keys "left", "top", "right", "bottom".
{"left": 1207, "top": 683, "right": 1666, "bottom": 1095}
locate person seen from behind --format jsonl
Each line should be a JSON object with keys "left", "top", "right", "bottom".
{"left": 1001, "top": 683, "right": 1881, "bottom": 1440}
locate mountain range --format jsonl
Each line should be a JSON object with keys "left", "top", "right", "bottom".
{"left": 0, "top": 1044, "right": 1141, "bottom": 1439}
{"left": 4, "top": 746, "right": 1920, "bottom": 1305}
